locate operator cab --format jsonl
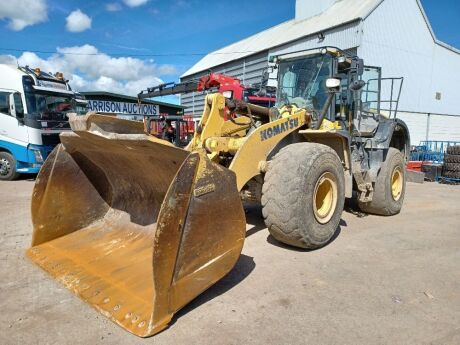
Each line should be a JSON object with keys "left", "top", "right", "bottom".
{"left": 271, "top": 47, "right": 403, "bottom": 137}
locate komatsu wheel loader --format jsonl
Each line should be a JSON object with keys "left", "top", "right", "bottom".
{"left": 27, "top": 47, "right": 410, "bottom": 337}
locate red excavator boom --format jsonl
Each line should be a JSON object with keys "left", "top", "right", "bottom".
{"left": 137, "top": 72, "right": 275, "bottom": 107}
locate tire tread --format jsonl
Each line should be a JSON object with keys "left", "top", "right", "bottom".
{"left": 262, "top": 143, "right": 344, "bottom": 249}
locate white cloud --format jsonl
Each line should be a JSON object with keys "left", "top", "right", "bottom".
{"left": 66, "top": 9, "right": 92, "bottom": 33}
{"left": 0, "top": 0, "right": 47, "bottom": 31}
{"left": 0, "top": 45, "right": 177, "bottom": 96}
{"left": 105, "top": 3, "right": 122, "bottom": 12}
{"left": 122, "top": 0, "right": 150, "bottom": 8}
{"left": 0, "top": 54, "right": 17, "bottom": 65}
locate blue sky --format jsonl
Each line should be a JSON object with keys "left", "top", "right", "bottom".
{"left": 0, "top": 0, "right": 458, "bottom": 101}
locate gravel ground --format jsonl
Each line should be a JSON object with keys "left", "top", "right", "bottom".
{"left": 1, "top": 179, "right": 459, "bottom": 345}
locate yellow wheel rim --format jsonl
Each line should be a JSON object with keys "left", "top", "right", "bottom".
{"left": 391, "top": 167, "right": 403, "bottom": 201}
{"left": 313, "top": 172, "right": 338, "bottom": 224}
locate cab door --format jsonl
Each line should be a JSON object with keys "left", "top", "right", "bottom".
{"left": 0, "top": 90, "right": 29, "bottom": 158}
{"left": 353, "top": 66, "right": 381, "bottom": 136}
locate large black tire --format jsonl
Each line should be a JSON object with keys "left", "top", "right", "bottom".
{"left": 262, "top": 143, "right": 345, "bottom": 249}
{"left": 0, "top": 152, "right": 20, "bottom": 181}
{"left": 443, "top": 162, "right": 460, "bottom": 172}
{"left": 443, "top": 170, "right": 460, "bottom": 179}
{"left": 446, "top": 145, "right": 460, "bottom": 155}
{"left": 358, "top": 148, "right": 406, "bottom": 216}
{"left": 444, "top": 154, "right": 460, "bottom": 163}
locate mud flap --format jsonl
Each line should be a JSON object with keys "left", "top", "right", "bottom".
{"left": 27, "top": 114, "right": 246, "bottom": 337}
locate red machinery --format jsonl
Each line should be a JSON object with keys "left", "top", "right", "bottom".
{"left": 138, "top": 72, "right": 276, "bottom": 109}
{"left": 138, "top": 72, "right": 275, "bottom": 145}
{"left": 144, "top": 114, "right": 195, "bottom": 147}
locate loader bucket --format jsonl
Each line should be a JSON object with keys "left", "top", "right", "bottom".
{"left": 26, "top": 114, "right": 246, "bottom": 337}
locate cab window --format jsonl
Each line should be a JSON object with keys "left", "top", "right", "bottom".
{"left": 0, "top": 92, "right": 10, "bottom": 114}
{"left": 13, "top": 93, "right": 24, "bottom": 118}
{"left": 360, "top": 67, "right": 381, "bottom": 114}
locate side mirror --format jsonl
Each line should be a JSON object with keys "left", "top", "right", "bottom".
{"left": 8, "top": 93, "right": 16, "bottom": 117}
{"left": 326, "top": 78, "right": 341, "bottom": 91}
{"left": 349, "top": 80, "right": 366, "bottom": 91}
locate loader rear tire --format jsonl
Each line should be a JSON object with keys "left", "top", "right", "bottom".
{"left": 262, "top": 143, "right": 345, "bottom": 249}
{"left": 358, "top": 148, "right": 405, "bottom": 216}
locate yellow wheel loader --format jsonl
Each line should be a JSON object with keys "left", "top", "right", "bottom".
{"left": 27, "top": 47, "right": 410, "bottom": 337}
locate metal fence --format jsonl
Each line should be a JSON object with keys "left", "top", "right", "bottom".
{"left": 410, "top": 140, "right": 460, "bottom": 162}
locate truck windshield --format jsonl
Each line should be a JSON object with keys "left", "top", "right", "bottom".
{"left": 24, "top": 91, "right": 76, "bottom": 121}
{"left": 276, "top": 54, "right": 332, "bottom": 112}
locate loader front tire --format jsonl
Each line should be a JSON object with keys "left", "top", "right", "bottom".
{"left": 358, "top": 148, "right": 406, "bottom": 216}
{"left": 262, "top": 143, "right": 345, "bottom": 249}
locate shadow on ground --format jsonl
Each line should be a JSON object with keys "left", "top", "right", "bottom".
{"left": 171, "top": 254, "right": 256, "bottom": 325}
{"left": 245, "top": 205, "right": 266, "bottom": 237}
{"left": 15, "top": 174, "right": 37, "bottom": 181}
{"left": 266, "top": 218, "right": 345, "bottom": 252}
{"left": 244, "top": 203, "right": 347, "bottom": 252}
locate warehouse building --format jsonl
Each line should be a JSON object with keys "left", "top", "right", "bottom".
{"left": 181, "top": 0, "right": 460, "bottom": 145}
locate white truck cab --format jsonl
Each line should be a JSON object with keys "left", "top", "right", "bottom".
{"left": 0, "top": 64, "right": 86, "bottom": 180}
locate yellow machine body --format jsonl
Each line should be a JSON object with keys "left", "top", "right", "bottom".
{"left": 27, "top": 46, "right": 403, "bottom": 337}
{"left": 27, "top": 95, "right": 315, "bottom": 337}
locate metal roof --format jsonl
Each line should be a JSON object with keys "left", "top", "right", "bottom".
{"left": 182, "top": 0, "right": 383, "bottom": 77}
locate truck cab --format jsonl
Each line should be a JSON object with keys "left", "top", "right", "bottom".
{"left": 0, "top": 65, "right": 85, "bottom": 180}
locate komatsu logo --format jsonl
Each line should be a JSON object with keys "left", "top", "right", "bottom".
{"left": 260, "top": 118, "right": 299, "bottom": 141}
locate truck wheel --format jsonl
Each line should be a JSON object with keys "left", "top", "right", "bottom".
{"left": 262, "top": 143, "right": 345, "bottom": 249}
{"left": 0, "top": 152, "right": 20, "bottom": 181}
{"left": 358, "top": 148, "right": 405, "bottom": 216}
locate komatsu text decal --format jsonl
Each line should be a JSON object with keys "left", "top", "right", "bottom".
{"left": 260, "top": 118, "right": 299, "bottom": 141}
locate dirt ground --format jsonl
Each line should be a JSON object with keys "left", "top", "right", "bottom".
{"left": 1, "top": 179, "right": 459, "bottom": 345}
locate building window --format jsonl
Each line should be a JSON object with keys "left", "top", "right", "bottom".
{"left": 435, "top": 92, "right": 441, "bottom": 100}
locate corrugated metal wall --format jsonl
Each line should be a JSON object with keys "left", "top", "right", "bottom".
{"left": 398, "top": 112, "right": 460, "bottom": 144}
{"left": 428, "top": 114, "right": 460, "bottom": 142}
{"left": 180, "top": 0, "right": 460, "bottom": 143}
{"left": 269, "top": 21, "right": 361, "bottom": 56}
{"left": 396, "top": 112, "right": 429, "bottom": 145}
{"left": 360, "top": 0, "right": 460, "bottom": 144}
{"left": 181, "top": 21, "right": 361, "bottom": 118}
{"left": 180, "top": 51, "right": 268, "bottom": 118}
